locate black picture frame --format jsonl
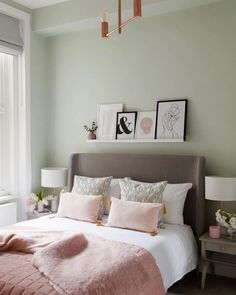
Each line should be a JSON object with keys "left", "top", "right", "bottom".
{"left": 116, "top": 112, "right": 137, "bottom": 140}
{"left": 155, "top": 99, "right": 188, "bottom": 142}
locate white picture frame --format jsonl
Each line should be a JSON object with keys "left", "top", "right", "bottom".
{"left": 155, "top": 99, "right": 188, "bottom": 142}
{"left": 135, "top": 111, "right": 156, "bottom": 139}
{"left": 97, "top": 103, "right": 123, "bottom": 140}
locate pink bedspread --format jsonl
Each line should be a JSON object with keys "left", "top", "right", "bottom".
{"left": 0, "top": 228, "right": 165, "bottom": 295}
{"left": 0, "top": 252, "right": 57, "bottom": 295}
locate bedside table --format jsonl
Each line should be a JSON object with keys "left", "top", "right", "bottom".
{"left": 200, "top": 232, "right": 236, "bottom": 289}
{"left": 27, "top": 210, "right": 53, "bottom": 220}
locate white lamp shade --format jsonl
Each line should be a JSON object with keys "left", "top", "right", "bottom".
{"left": 41, "top": 167, "right": 68, "bottom": 188}
{"left": 205, "top": 176, "right": 236, "bottom": 201}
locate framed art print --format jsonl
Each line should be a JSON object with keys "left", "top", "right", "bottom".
{"left": 97, "top": 103, "right": 123, "bottom": 140}
{"left": 135, "top": 111, "right": 156, "bottom": 139}
{"left": 155, "top": 99, "right": 188, "bottom": 142}
{"left": 116, "top": 112, "right": 137, "bottom": 140}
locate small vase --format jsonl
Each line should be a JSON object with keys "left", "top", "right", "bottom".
{"left": 227, "top": 227, "right": 236, "bottom": 242}
{"left": 88, "top": 133, "right": 96, "bottom": 140}
{"left": 37, "top": 201, "right": 44, "bottom": 213}
{"left": 218, "top": 223, "right": 227, "bottom": 236}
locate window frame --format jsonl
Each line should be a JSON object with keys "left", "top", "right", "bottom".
{"left": 0, "top": 53, "right": 17, "bottom": 195}
{"left": 0, "top": 3, "right": 31, "bottom": 220}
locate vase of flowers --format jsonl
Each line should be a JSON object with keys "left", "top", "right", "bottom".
{"left": 84, "top": 121, "right": 98, "bottom": 140}
{"left": 215, "top": 209, "right": 236, "bottom": 241}
{"left": 27, "top": 190, "right": 49, "bottom": 213}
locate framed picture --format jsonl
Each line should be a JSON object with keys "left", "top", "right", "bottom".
{"left": 135, "top": 111, "right": 156, "bottom": 139}
{"left": 155, "top": 99, "right": 188, "bottom": 142}
{"left": 97, "top": 103, "right": 123, "bottom": 140}
{"left": 116, "top": 112, "right": 137, "bottom": 140}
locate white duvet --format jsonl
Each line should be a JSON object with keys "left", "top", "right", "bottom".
{"left": 17, "top": 216, "right": 198, "bottom": 291}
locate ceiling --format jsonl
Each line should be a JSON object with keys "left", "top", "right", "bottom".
{"left": 13, "top": 0, "right": 225, "bottom": 11}
{"left": 14, "top": 0, "right": 70, "bottom": 9}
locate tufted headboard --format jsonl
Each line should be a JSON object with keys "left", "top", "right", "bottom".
{"left": 68, "top": 153, "right": 205, "bottom": 241}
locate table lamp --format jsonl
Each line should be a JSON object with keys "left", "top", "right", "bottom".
{"left": 41, "top": 167, "right": 68, "bottom": 212}
{"left": 205, "top": 176, "right": 236, "bottom": 238}
{"left": 205, "top": 176, "right": 236, "bottom": 209}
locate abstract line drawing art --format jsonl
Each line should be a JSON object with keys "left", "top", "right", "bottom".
{"left": 161, "top": 103, "right": 180, "bottom": 139}
{"left": 116, "top": 112, "right": 137, "bottom": 140}
{"left": 155, "top": 99, "right": 188, "bottom": 142}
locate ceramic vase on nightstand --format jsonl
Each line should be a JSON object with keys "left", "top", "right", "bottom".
{"left": 227, "top": 227, "right": 236, "bottom": 241}
{"left": 37, "top": 201, "right": 44, "bottom": 213}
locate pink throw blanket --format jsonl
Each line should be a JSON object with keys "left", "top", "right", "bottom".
{"left": 0, "top": 228, "right": 165, "bottom": 295}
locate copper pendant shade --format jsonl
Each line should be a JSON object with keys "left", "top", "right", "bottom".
{"left": 101, "top": 0, "right": 142, "bottom": 38}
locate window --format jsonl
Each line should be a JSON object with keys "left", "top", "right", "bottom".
{"left": 0, "top": 52, "right": 18, "bottom": 196}
{"left": 0, "top": 2, "right": 30, "bottom": 221}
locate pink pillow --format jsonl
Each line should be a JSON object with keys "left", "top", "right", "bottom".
{"left": 57, "top": 192, "right": 101, "bottom": 223}
{"left": 107, "top": 197, "right": 163, "bottom": 233}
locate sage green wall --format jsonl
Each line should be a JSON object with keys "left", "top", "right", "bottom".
{"left": 30, "top": 33, "right": 49, "bottom": 191}
{"left": 46, "top": 0, "right": 236, "bottom": 222}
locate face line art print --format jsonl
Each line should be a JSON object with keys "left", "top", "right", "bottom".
{"left": 160, "top": 103, "right": 180, "bottom": 139}
{"left": 140, "top": 117, "right": 153, "bottom": 135}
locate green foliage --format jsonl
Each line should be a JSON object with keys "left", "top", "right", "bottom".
{"left": 37, "top": 190, "right": 45, "bottom": 201}
{"left": 83, "top": 121, "right": 98, "bottom": 134}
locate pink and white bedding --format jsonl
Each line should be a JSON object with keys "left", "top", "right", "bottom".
{"left": 0, "top": 227, "right": 164, "bottom": 295}
{"left": 14, "top": 215, "right": 198, "bottom": 291}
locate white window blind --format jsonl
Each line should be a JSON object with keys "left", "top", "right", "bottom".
{"left": 0, "top": 52, "right": 18, "bottom": 196}
{"left": 0, "top": 12, "right": 23, "bottom": 53}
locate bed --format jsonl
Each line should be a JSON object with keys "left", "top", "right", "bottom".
{"left": 0, "top": 153, "right": 205, "bottom": 294}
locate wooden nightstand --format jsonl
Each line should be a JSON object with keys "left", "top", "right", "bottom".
{"left": 200, "top": 232, "right": 236, "bottom": 289}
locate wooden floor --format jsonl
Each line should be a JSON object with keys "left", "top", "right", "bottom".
{"left": 167, "top": 272, "right": 236, "bottom": 295}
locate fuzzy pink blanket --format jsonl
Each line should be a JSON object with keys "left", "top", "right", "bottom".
{"left": 0, "top": 228, "right": 165, "bottom": 295}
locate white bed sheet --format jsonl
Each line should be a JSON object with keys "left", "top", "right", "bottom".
{"left": 16, "top": 216, "right": 198, "bottom": 291}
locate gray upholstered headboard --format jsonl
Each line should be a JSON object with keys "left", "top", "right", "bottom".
{"left": 68, "top": 153, "right": 205, "bottom": 241}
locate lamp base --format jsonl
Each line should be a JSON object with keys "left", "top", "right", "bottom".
{"left": 51, "top": 195, "right": 59, "bottom": 213}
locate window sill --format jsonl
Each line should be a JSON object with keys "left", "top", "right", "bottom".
{"left": 0, "top": 195, "right": 19, "bottom": 204}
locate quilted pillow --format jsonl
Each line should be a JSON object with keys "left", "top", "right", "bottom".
{"left": 72, "top": 175, "right": 112, "bottom": 219}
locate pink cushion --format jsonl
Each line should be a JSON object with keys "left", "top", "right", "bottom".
{"left": 107, "top": 197, "right": 163, "bottom": 233}
{"left": 57, "top": 192, "right": 101, "bottom": 223}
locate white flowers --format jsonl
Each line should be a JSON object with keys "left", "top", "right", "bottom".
{"left": 27, "top": 193, "right": 38, "bottom": 212}
{"left": 229, "top": 217, "right": 236, "bottom": 230}
{"left": 26, "top": 192, "right": 51, "bottom": 213}
{"left": 216, "top": 209, "right": 236, "bottom": 230}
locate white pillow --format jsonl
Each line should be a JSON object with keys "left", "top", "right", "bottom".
{"left": 163, "top": 183, "right": 192, "bottom": 225}
{"left": 105, "top": 178, "right": 122, "bottom": 215}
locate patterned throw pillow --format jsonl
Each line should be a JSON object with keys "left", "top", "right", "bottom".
{"left": 72, "top": 175, "right": 112, "bottom": 219}
{"left": 119, "top": 178, "right": 167, "bottom": 227}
